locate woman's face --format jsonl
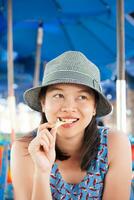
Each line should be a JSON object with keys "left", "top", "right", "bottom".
{"left": 41, "top": 83, "right": 96, "bottom": 138}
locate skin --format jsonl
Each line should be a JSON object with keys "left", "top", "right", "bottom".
{"left": 10, "top": 83, "right": 132, "bottom": 200}
{"left": 41, "top": 83, "right": 96, "bottom": 154}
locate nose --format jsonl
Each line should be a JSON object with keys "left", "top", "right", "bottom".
{"left": 60, "top": 97, "right": 77, "bottom": 113}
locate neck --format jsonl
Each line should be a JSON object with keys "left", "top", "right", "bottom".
{"left": 56, "top": 134, "right": 84, "bottom": 159}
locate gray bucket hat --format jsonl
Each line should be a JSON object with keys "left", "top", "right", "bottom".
{"left": 24, "top": 51, "right": 112, "bottom": 117}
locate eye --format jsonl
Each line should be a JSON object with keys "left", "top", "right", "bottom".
{"left": 53, "top": 93, "right": 64, "bottom": 99}
{"left": 78, "top": 95, "right": 88, "bottom": 100}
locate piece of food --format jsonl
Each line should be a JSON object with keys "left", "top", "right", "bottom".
{"left": 55, "top": 118, "right": 78, "bottom": 128}
{"left": 55, "top": 118, "right": 68, "bottom": 128}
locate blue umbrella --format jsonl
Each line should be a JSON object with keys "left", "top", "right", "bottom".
{"left": 1, "top": 1, "right": 134, "bottom": 67}
{"left": 0, "top": 0, "right": 134, "bottom": 100}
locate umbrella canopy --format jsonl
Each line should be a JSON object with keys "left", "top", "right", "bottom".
{"left": 0, "top": 0, "right": 134, "bottom": 102}
{"left": 1, "top": 0, "right": 134, "bottom": 65}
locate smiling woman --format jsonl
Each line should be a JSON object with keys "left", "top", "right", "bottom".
{"left": 10, "top": 51, "right": 132, "bottom": 200}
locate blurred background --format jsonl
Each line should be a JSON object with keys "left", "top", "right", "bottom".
{"left": 0, "top": 0, "right": 134, "bottom": 199}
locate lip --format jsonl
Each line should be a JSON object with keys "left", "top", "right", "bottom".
{"left": 57, "top": 116, "right": 79, "bottom": 128}
{"left": 58, "top": 116, "right": 79, "bottom": 119}
{"left": 62, "top": 123, "right": 76, "bottom": 128}
{"left": 58, "top": 117, "right": 79, "bottom": 123}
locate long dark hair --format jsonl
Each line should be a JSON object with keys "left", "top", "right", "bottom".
{"left": 40, "top": 112, "right": 100, "bottom": 171}
{"left": 19, "top": 86, "right": 100, "bottom": 171}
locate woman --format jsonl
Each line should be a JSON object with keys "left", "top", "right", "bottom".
{"left": 11, "top": 51, "right": 132, "bottom": 200}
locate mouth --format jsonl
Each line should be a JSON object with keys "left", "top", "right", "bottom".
{"left": 54, "top": 117, "right": 79, "bottom": 129}
{"left": 58, "top": 117, "right": 79, "bottom": 124}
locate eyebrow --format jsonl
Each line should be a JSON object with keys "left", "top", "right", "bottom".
{"left": 47, "top": 86, "right": 93, "bottom": 94}
{"left": 77, "top": 89, "right": 90, "bottom": 93}
{"left": 47, "top": 87, "right": 63, "bottom": 92}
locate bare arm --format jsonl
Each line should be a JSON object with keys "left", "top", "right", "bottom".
{"left": 102, "top": 132, "right": 132, "bottom": 200}
{"left": 11, "top": 141, "right": 53, "bottom": 200}
{"left": 10, "top": 141, "right": 34, "bottom": 200}
{"left": 31, "top": 169, "right": 52, "bottom": 200}
{"left": 11, "top": 123, "right": 57, "bottom": 200}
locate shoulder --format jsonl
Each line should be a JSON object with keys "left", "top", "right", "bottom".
{"left": 11, "top": 136, "right": 34, "bottom": 170}
{"left": 11, "top": 138, "right": 29, "bottom": 153}
{"left": 11, "top": 131, "right": 36, "bottom": 158}
{"left": 102, "top": 129, "right": 132, "bottom": 199}
{"left": 107, "top": 129, "right": 131, "bottom": 151}
{"left": 11, "top": 135, "right": 31, "bottom": 160}
{"left": 107, "top": 129, "right": 131, "bottom": 165}
{"left": 11, "top": 139, "right": 34, "bottom": 178}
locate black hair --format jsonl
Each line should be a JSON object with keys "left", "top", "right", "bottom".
{"left": 19, "top": 86, "right": 100, "bottom": 171}
{"left": 40, "top": 112, "right": 100, "bottom": 170}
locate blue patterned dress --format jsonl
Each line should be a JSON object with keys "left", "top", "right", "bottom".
{"left": 50, "top": 127, "right": 109, "bottom": 200}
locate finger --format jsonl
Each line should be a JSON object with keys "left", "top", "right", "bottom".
{"left": 28, "top": 136, "right": 49, "bottom": 154}
{"left": 50, "top": 127, "right": 57, "bottom": 141}
{"left": 38, "top": 127, "right": 55, "bottom": 147}
{"left": 28, "top": 138, "right": 40, "bottom": 154}
{"left": 39, "top": 130, "right": 51, "bottom": 146}
{"left": 40, "top": 139, "right": 50, "bottom": 152}
{"left": 41, "top": 130, "right": 54, "bottom": 144}
{"left": 39, "top": 129, "right": 56, "bottom": 149}
{"left": 38, "top": 122, "right": 55, "bottom": 133}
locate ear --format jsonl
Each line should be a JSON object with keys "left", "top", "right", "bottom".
{"left": 93, "top": 102, "right": 97, "bottom": 116}
{"left": 93, "top": 109, "right": 96, "bottom": 116}
{"left": 40, "top": 99, "right": 45, "bottom": 113}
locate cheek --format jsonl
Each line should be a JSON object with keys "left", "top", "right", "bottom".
{"left": 43, "top": 100, "right": 61, "bottom": 121}
{"left": 80, "top": 102, "right": 96, "bottom": 123}
{"left": 81, "top": 101, "right": 96, "bottom": 113}
{"left": 43, "top": 104, "right": 55, "bottom": 122}
{"left": 82, "top": 108, "right": 94, "bottom": 127}
{"left": 44, "top": 101, "right": 53, "bottom": 114}
{"left": 84, "top": 108, "right": 94, "bottom": 121}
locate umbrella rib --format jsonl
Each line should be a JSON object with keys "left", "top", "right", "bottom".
{"left": 96, "top": 18, "right": 134, "bottom": 41}
{"left": 78, "top": 19, "right": 116, "bottom": 56}
{"left": 52, "top": 0, "right": 112, "bottom": 17}
{"left": 51, "top": 0, "right": 75, "bottom": 50}
{"left": 96, "top": 17, "right": 134, "bottom": 42}
{"left": 51, "top": 0, "right": 62, "bottom": 11}
{"left": 58, "top": 19, "right": 75, "bottom": 50}
{"left": 99, "top": 0, "right": 111, "bottom": 12}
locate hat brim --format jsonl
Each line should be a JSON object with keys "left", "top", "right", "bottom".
{"left": 24, "top": 81, "right": 112, "bottom": 117}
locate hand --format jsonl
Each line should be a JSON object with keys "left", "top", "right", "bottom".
{"left": 28, "top": 123, "right": 57, "bottom": 173}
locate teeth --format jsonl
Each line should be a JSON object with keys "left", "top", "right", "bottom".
{"left": 59, "top": 118, "right": 78, "bottom": 123}
{"left": 55, "top": 118, "right": 78, "bottom": 128}
{"left": 55, "top": 118, "right": 68, "bottom": 128}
